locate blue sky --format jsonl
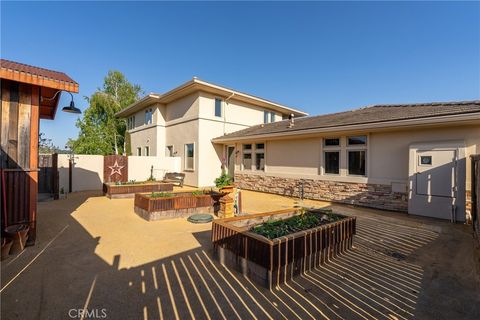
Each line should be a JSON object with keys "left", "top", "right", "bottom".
{"left": 2, "top": 1, "right": 479, "bottom": 148}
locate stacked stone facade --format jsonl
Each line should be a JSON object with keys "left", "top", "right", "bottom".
{"left": 235, "top": 173, "right": 408, "bottom": 212}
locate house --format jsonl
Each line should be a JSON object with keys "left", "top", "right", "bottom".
{"left": 212, "top": 101, "right": 480, "bottom": 222}
{"left": 116, "top": 78, "right": 307, "bottom": 187}
{"left": 0, "top": 59, "right": 78, "bottom": 244}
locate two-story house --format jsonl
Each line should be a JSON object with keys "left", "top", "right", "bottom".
{"left": 116, "top": 78, "right": 307, "bottom": 187}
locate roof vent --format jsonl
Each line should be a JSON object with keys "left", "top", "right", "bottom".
{"left": 288, "top": 113, "right": 295, "bottom": 128}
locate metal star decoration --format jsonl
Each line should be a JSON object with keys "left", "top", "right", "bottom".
{"left": 108, "top": 160, "right": 124, "bottom": 176}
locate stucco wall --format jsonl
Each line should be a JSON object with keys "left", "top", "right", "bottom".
{"left": 129, "top": 125, "right": 157, "bottom": 156}
{"left": 58, "top": 154, "right": 104, "bottom": 192}
{"left": 128, "top": 156, "right": 181, "bottom": 181}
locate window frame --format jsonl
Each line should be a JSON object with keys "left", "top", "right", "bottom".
{"left": 144, "top": 146, "right": 150, "bottom": 157}
{"left": 145, "top": 108, "right": 153, "bottom": 125}
{"left": 137, "top": 147, "right": 142, "bottom": 156}
{"left": 324, "top": 150, "right": 340, "bottom": 175}
{"left": 184, "top": 143, "right": 195, "bottom": 171}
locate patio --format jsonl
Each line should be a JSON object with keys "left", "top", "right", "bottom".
{"left": 1, "top": 189, "right": 479, "bottom": 319}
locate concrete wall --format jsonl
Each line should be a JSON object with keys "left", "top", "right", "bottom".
{"left": 58, "top": 154, "right": 104, "bottom": 193}
{"left": 58, "top": 155, "right": 180, "bottom": 193}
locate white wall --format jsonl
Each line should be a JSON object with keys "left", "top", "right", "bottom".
{"left": 128, "top": 156, "right": 181, "bottom": 181}
{"left": 58, "top": 155, "right": 181, "bottom": 193}
{"left": 58, "top": 154, "right": 104, "bottom": 192}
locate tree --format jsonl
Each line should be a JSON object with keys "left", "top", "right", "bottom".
{"left": 69, "top": 71, "right": 142, "bottom": 155}
{"left": 39, "top": 132, "right": 60, "bottom": 154}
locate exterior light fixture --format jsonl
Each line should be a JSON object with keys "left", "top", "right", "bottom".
{"left": 61, "top": 92, "right": 82, "bottom": 114}
{"left": 41, "top": 90, "right": 81, "bottom": 114}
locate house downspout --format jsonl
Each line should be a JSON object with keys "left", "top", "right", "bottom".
{"left": 224, "top": 92, "right": 235, "bottom": 136}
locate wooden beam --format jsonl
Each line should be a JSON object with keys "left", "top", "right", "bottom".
{"left": 0, "top": 69, "right": 79, "bottom": 93}
{"left": 28, "top": 85, "right": 40, "bottom": 244}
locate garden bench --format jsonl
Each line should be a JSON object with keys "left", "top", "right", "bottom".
{"left": 163, "top": 172, "right": 185, "bottom": 187}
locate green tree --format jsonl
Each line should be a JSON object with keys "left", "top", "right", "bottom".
{"left": 69, "top": 71, "right": 142, "bottom": 155}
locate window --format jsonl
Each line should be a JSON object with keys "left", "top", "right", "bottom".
{"left": 145, "top": 108, "right": 153, "bottom": 125}
{"left": 348, "top": 136, "right": 367, "bottom": 146}
{"left": 185, "top": 143, "right": 194, "bottom": 171}
{"left": 324, "top": 151, "right": 340, "bottom": 174}
{"left": 264, "top": 111, "right": 276, "bottom": 124}
{"left": 324, "top": 138, "right": 340, "bottom": 147}
{"left": 242, "top": 143, "right": 252, "bottom": 170}
{"left": 420, "top": 156, "right": 432, "bottom": 166}
{"left": 215, "top": 98, "right": 223, "bottom": 117}
{"left": 348, "top": 150, "right": 366, "bottom": 176}
{"left": 137, "top": 147, "right": 142, "bottom": 156}
{"left": 144, "top": 146, "right": 149, "bottom": 156}
{"left": 166, "top": 145, "right": 174, "bottom": 157}
{"left": 255, "top": 143, "right": 265, "bottom": 171}
{"left": 127, "top": 116, "right": 135, "bottom": 130}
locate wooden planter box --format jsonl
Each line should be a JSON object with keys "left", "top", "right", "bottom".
{"left": 103, "top": 182, "right": 174, "bottom": 199}
{"left": 212, "top": 209, "right": 356, "bottom": 289}
{"left": 134, "top": 192, "right": 215, "bottom": 221}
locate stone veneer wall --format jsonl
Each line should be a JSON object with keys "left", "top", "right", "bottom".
{"left": 235, "top": 173, "right": 408, "bottom": 212}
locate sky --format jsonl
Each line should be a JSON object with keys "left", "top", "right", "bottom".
{"left": 1, "top": 1, "right": 479, "bottom": 148}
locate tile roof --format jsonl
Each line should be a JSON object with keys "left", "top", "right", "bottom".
{"left": 1, "top": 59, "right": 77, "bottom": 84}
{"left": 213, "top": 100, "right": 480, "bottom": 141}
{"left": 0, "top": 59, "right": 78, "bottom": 93}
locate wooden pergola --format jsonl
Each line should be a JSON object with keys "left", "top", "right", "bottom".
{"left": 0, "top": 59, "right": 78, "bottom": 244}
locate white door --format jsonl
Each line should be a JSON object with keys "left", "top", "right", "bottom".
{"left": 409, "top": 144, "right": 465, "bottom": 221}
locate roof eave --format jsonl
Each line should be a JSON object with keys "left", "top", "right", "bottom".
{"left": 212, "top": 112, "right": 480, "bottom": 143}
{"left": 115, "top": 94, "right": 161, "bottom": 117}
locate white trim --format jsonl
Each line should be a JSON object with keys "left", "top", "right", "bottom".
{"left": 184, "top": 142, "right": 195, "bottom": 171}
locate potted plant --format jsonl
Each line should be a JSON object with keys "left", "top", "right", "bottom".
{"left": 59, "top": 187, "right": 66, "bottom": 199}
{"left": 214, "top": 172, "right": 233, "bottom": 193}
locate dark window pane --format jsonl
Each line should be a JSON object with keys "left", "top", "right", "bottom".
{"left": 215, "top": 99, "right": 222, "bottom": 117}
{"left": 243, "top": 144, "right": 252, "bottom": 150}
{"left": 264, "top": 111, "right": 269, "bottom": 123}
{"left": 255, "top": 153, "right": 265, "bottom": 171}
{"left": 325, "top": 151, "right": 340, "bottom": 174}
{"left": 420, "top": 156, "right": 432, "bottom": 165}
{"left": 243, "top": 153, "right": 252, "bottom": 169}
{"left": 255, "top": 143, "right": 264, "bottom": 150}
{"left": 348, "top": 136, "right": 367, "bottom": 145}
{"left": 270, "top": 112, "right": 275, "bottom": 123}
{"left": 348, "top": 151, "right": 366, "bottom": 175}
{"left": 325, "top": 138, "right": 340, "bottom": 146}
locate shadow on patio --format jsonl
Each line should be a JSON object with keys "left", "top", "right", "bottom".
{"left": 1, "top": 192, "right": 478, "bottom": 320}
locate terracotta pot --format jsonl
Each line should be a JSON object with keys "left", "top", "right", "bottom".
{"left": 219, "top": 185, "right": 234, "bottom": 194}
{"left": 1, "top": 238, "right": 13, "bottom": 260}
{"left": 5, "top": 224, "right": 29, "bottom": 254}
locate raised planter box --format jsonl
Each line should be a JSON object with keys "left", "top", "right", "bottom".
{"left": 134, "top": 192, "right": 217, "bottom": 221}
{"left": 103, "top": 182, "right": 174, "bottom": 199}
{"left": 212, "top": 209, "right": 356, "bottom": 289}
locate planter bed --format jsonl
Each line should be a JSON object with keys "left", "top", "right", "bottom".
{"left": 212, "top": 208, "right": 356, "bottom": 289}
{"left": 134, "top": 192, "right": 217, "bottom": 221}
{"left": 103, "top": 182, "right": 173, "bottom": 199}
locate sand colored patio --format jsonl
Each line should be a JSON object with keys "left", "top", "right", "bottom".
{"left": 1, "top": 189, "right": 479, "bottom": 319}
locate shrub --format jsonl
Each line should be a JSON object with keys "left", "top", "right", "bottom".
{"left": 214, "top": 173, "right": 233, "bottom": 188}
{"left": 150, "top": 192, "right": 173, "bottom": 198}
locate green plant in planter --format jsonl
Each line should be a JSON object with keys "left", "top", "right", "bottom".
{"left": 150, "top": 192, "right": 174, "bottom": 198}
{"left": 191, "top": 190, "right": 206, "bottom": 196}
{"left": 214, "top": 173, "right": 233, "bottom": 188}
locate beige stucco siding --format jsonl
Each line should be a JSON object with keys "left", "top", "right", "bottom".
{"left": 234, "top": 124, "right": 480, "bottom": 189}
{"left": 129, "top": 125, "right": 157, "bottom": 156}
{"left": 166, "top": 92, "right": 200, "bottom": 121}
{"left": 198, "top": 92, "right": 282, "bottom": 126}
{"left": 165, "top": 120, "right": 199, "bottom": 186}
